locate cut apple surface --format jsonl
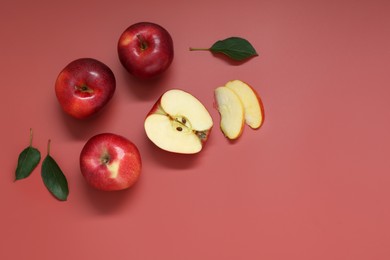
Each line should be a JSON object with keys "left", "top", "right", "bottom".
{"left": 144, "top": 89, "right": 213, "bottom": 154}
{"left": 225, "top": 80, "right": 264, "bottom": 129}
{"left": 214, "top": 86, "right": 245, "bottom": 140}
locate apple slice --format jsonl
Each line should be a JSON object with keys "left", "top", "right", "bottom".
{"left": 225, "top": 80, "right": 264, "bottom": 129}
{"left": 214, "top": 86, "right": 245, "bottom": 140}
{"left": 144, "top": 89, "right": 213, "bottom": 154}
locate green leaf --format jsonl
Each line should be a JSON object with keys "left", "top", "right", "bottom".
{"left": 15, "top": 146, "right": 41, "bottom": 180}
{"left": 210, "top": 37, "right": 258, "bottom": 61}
{"left": 189, "top": 37, "right": 258, "bottom": 61}
{"left": 15, "top": 128, "right": 41, "bottom": 180}
{"left": 41, "top": 142, "right": 69, "bottom": 201}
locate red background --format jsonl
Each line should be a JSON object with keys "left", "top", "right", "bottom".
{"left": 1, "top": 0, "right": 390, "bottom": 259}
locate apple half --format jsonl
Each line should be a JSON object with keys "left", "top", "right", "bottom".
{"left": 144, "top": 89, "right": 213, "bottom": 154}
{"left": 225, "top": 80, "right": 265, "bottom": 129}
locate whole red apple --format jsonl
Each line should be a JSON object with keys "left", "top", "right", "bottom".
{"left": 55, "top": 58, "right": 116, "bottom": 119}
{"left": 118, "top": 22, "right": 174, "bottom": 79}
{"left": 80, "top": 133, "right": 142, "bottom": 191}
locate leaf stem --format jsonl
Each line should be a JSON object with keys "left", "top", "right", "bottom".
{"left": 29, "top": 128, "right": 33, "bottom": 147}
{"left": 47, "top": 139, "right": 51, "bottom": 156}
{"left": 189, "top": 47, "right": 210, "bottom": 51}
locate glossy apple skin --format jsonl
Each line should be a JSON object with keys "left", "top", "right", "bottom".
{"left": 250, "top": 85, "right": 265, "bottom": 129}
{"left": 80, "top": 133, "right": 142, "bottom": 191}
{"left": 118, "top": 22, "right": 174, "bottom": 79}
{"left": 55, "top": 58, "right": 116, "bottom": 119}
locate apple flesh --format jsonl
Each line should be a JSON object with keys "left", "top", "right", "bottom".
{"left": 80, "top": 133, "right": 142, "bottom": 191}
{"left": 214, "top": 80, "right": 265, "bottom": 140}
{"left": 225, "top": 80, "right": 264, "bottom": 129}
{"left": 118, "top": 22, "right": 174, "bottom": 79}
{"left": 214, "top": 86, "right": 245, "bottom": 140}
{"left": 144, "top": 89, "right": 213, "bottom": 154}
{"left": 55, "top": 58, "right": 116, "bottom": 119}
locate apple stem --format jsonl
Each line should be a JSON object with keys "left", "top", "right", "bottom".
{"left": 189, "top": 47, "right": 210, "bottom": 51}
{"left": 137, "top": 34, "right": 148, "bottom": 50}
{"left": 75, "top": 85, "right": 93, "bottom": 94}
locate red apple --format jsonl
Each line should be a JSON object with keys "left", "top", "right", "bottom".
{"left": 118, "top": 22, "right": 174, "bottom": 79}
{"left": 55, "top": 58, "right": 116, "bottom": 119}
{"left": 80, "top": 133, "right": 142, "bottom": 191}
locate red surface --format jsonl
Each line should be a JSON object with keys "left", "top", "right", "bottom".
{"left": 1, "top": 1, "right": 390, "bottom": 259}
